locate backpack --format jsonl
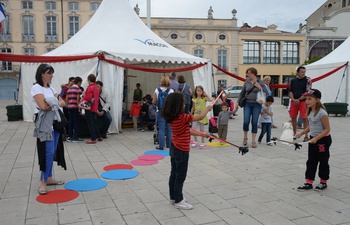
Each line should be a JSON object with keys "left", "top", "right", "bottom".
{"left": 148, "top": 103, "right": 156, "bottom": 120}
{"left": 157, "top": 87, "right": 170, "bottom": 110}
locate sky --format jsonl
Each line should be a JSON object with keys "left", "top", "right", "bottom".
{"left": 128, "top": 0, "right": 327, "bottom": 32}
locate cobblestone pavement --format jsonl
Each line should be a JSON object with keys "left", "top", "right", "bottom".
{"left": 1, "top": 99, "right": 350, "bottom": 225}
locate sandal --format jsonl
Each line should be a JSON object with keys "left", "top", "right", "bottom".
{"left": 38, "top": 188, "right": 48, "bottom": 195}
{"left": 252, "top": 142, "right": 257, "bottom": 148}
{"left": 47, "top": 180, "right": 65, "bottom": 186}
{"left": 243, "top": 138, "right": 248, "bottom": 146}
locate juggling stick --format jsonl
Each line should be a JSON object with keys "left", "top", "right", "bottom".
{"left": 191, "top": 128, "right": 249, "bottom": 155}
{"left": 211, "top": 90, "right": 224, "bottom": 107}
{"left": 270, "top": 137, "right": 308, "bottom": 150}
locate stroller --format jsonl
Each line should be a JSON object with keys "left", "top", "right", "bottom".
{"left": 153, "top": 120, "right": 159, "bottom": 144}
{"left": 209, "top": 116, "right": 218, "bottom": 134}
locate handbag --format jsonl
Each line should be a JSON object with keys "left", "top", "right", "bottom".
{"left": 53, "top": 109, "right": 68, "bottom": 133}
{"left": 238, "top": 86, "right": 256, "bottom": 107}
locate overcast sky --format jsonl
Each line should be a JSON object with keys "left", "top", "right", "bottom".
{"left": 128, "top": 0, "right": 326, "bottom": 32}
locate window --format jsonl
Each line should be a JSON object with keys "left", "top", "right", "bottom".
{"left": 218, "top": 49, "right": 227, "bottom": 70}
{"left": 342, "top": 0, "right": 346, "bottom": 7}
{"left": 263, "top": 41, "right": 279, "bottom": 64}
{"left": 170, "top": 33, "right": 178, "bottom": 39}
{"left": 283, "top": 42, "right": 299, "bottom": 64}
{"left": 22, "top": 15, "right": 34, "bottom": 35}
{"left": 0, "top": 15, "right": 10, "bottom": 35}
{"left": 69, "top": 2, "right": 79, "bottom": 11}
{"left": 69, "top": 16, "right": 80, "bottom": 36}
{"left": 1, "top": 48, "right": 12, "bottom": 71}
{"left": 45, "top": 1, "right": 56, "bottom": 10}
{"left": 24, "top": 47, "right": 35, "bottom": 55}
{"left": 195, "top": 34, "right": 203, "bottom": 40}
{"left": 91, "top": 2, "right": 100, "bottom": 11}
{"left": 46, "top": 16, "right": 57, "bottom": 35}
{"left": 22, "top": 1, "right": 33, "bottom": 10}
{"left": 194, "top": 49, "right": 204, "bottom": 58}
{"left": 46, "top": 47, "right": 56, "bottom": 52}
{"left": 243, "top": 41, "right": 260, "bottom": 64}
{"left": 219, "top": 34, "right": 226, "bottom": 40}
{"left": 308, "top": 40, "right": 331, "bottom": 59}
{"left": 217, "top": 80, "right": 227, "bottom": 90}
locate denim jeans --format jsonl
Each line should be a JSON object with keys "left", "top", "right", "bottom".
{"left": 68, "top": 108, "right": 80, "bottom": 139}
{"left": 169, "top": 144, "right": 189, "bottom": 203}
{"left": 99, "top": 111, "right": 112, "bottom": 135}
{"left": 243, "top": 102, "right": 262, "bottom": 134}
{"left": 258, "top": 122, "right": 272, "bottom": 143}
{"left": 85, "top": 110, "right": 101, "bottom": 141}
{"left": 139, "top": 113, "right": 147, "bottom": 129}
{"left": 41, "top": 130, "right": 60, "bottom": 183}
{"left": 156, "top": 111, "right": 172, "bottom": 148}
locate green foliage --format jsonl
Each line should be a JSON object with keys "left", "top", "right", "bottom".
{"left": 303, "top": 55, "right": 324, "bottom": 65}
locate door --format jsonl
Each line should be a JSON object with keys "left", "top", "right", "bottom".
{"left": 0, "top": 78, "right": 17, "bottom": 100}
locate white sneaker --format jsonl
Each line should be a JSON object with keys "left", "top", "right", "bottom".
{"left": 170, "top": 197, "right": 186, "bottom": 204}
{"left": 199, "top": 143, "right": 205, "bottom": 147}
{"left": 174, "top": 199, "right": 193, "bottom": 210}
{"left": 191, "top": 142, "right": 198, "bottom": 147}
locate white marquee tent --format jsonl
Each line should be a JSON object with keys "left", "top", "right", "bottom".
{"left": 21, "top": 0, "right": 212, "bottom": 133}
{"left": 305, "top": 36, "right": 350, "bottom": 114}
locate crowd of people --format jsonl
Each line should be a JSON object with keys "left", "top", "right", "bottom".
{"left": 31, "top": 64, "right": 332, "bottom": 211}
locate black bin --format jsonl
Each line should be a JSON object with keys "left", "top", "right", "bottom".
{"left": 6, "top": 105, "right": 23, "bottom": 122}
{"left": 324, "top": 102, "right": 348, "bottom": 116}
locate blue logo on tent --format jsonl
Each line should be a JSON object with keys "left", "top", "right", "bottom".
{"left": 134, "top": 38, "right": 168, "bottom": 48}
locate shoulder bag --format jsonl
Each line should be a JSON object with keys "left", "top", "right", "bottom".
{"left": 238, "top": 86, "right": 256, "bottom": 108}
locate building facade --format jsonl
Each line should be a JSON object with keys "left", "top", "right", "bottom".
{"left": 298, "top": 0, "right": 350, "bottom": 60}
{"left": 0, "top": 0, "right": 102, "bottom": 100}
{"left": 239, "top": 24, "right": 306, "bottom": 97}
{"left": 140, "top": 16, "right": 240, "bottom": 91}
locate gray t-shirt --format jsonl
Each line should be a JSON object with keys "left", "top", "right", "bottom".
{"left": 260, "top": 104, "right": 273, "bottom": 123}
{"left": 308, "top": 108, "right": 328, "bottom": 137}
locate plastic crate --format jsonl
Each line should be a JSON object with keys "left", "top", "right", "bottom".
{"left": 6, "top": 105, "right": 23, "bottom": 121}
{"left": 324, "top": 102, "right": 348, "bottom": 116}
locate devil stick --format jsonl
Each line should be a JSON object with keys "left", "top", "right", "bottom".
{"left": 191, "top": 128, "right": 249, "bottom": 155}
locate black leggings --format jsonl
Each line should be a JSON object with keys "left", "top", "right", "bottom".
{"left": 305, "top": 135, "right": 332, "bottom": 181}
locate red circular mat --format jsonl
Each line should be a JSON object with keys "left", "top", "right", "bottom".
{"left": 138, "top": 154, "right": 164, "bottom": 161}
{"left": 36, "top": 189, "right": 79, "bottom": 204}
{"left": 130, "top": 159, "right": 158, "bottom": 166}
{"left": 103, "top": 164, "right": 134, "bottom": 171}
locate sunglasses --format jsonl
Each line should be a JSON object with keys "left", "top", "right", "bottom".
{"left": 42, "top": 64, "right": 54, "bottom": 74}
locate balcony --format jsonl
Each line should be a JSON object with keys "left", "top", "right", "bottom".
{"left": 0, "top": 34, "right": 11, "bottom": 42}
{"left": 22, "top": 34, "right": 35, "bottom": 42}
{"left": 45, "top": 34, "right": 57, "bottom": 42}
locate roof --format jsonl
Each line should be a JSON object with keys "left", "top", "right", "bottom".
{"left": 44, "top": 0, "right": 207, "bottom": 64}
{"left": 241, "top": 25, "right": 291, "bottom": 33}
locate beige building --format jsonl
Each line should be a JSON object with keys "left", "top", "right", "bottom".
{"left": 298, "top": 0, "right": 350, "bottom": 59}
{"left": 140, "top": 16, "right": 240, "bottom": 91}
{"left": 0, "top": 0, "right": 102, "bottom": 100}
{"left": 238, "top": 24, "right": 306, "bottom": 97}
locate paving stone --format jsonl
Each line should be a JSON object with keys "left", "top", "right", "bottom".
{"left": 113, "top": 197, "right": 148, "bottom": 216}
{"left": 181, "top": 204, "right": 221, "bottom": 224}
{"left": 228, "top": 196, "right": 271, "bottom": 215}
{"left": 145, "top": 200, "right": 183, "bottom": 220}
{"left": 292, "top": 216, "right": 330, "bottom": 225}
{"left": 123, "top": 212, "right": 160, "bottom": 225}
{"left": 214, "top": 208, "right": 262, "bottom": 225}
{"left": 262, "top": 200, "right": 310, "bottom": 220}
{"left": 159, "top": 216, "right": 195, "bottom": 225}
{"left": 195, "top": 193, "right": 233, "bottom": 211}
{"left": 252, "top": 211, "right": 297, "bottom": 225}
{"left": 58, "top": 204, "right": 91, "bottom": 224}
{"left": 299, "top": 203, "right": 350, "bottom": 224}
{"left": 90, "top": 208, "right": 126, "bottom": 225}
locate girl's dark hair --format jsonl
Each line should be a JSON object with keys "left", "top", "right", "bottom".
{"left": 35, "top": 63, "right": 54, "bottom": 87}
{"left": 193, "top": 85, "right": 205, "bottom": 98}
{"left": 177, "top": 75, "right": 186, "bottom": 83}
{"left": 162, "top": 92, "right": 185, "bottom": 123}
{"left": 246, "top": 67, "right": 258, "bottom": 76}
{"left": 87, "top": 74, "right": 96, "bottom": 82}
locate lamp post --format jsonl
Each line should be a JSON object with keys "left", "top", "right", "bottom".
{"left": 147, "top": 0, "right": 151, "bottom": 29}
{"left": 61, "top": 0, "right": 64, "bottom": 43}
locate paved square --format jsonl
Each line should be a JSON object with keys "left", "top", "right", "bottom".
{"left": 1, "top": 99, "right": 350, "bottom": 225}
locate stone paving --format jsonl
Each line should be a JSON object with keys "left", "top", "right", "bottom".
{"left": 0, "top": 99, "right": 350, "bottom": 225}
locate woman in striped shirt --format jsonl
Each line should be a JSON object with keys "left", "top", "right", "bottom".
{"left": 162, "top": 92, "right": 212, "bottom": 210}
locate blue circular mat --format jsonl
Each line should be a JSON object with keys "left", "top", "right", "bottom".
{"left": 144, "top": 150, "right": 169, "bottom": 156}
{"left": 64, "top": 178, "right": 107, "bottom": 192}
{"left": 101, "top": 169, "right": 138, "bottom": 180}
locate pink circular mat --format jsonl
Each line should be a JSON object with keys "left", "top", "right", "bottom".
{"left": 130, "top": 159, "right": 158, "bottom": 166}
{"left": 138, "top": 154, "right": 164, "bottom": 161}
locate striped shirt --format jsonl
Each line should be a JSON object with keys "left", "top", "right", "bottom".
{"left": 170, "top": 114, "right": 193, "bottom": 152}
{"left": 67, "top": 85, "right": 82, "bottom": 109}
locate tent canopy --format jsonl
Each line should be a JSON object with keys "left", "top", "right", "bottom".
{"left": 305, "top": 36, "right": 350, "bottom": 112}
{"left": 45, "top": 0, "right": 207, "bottom": 64}
{"left": 21, "top": 0, "right": 213, "bottom": 133}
